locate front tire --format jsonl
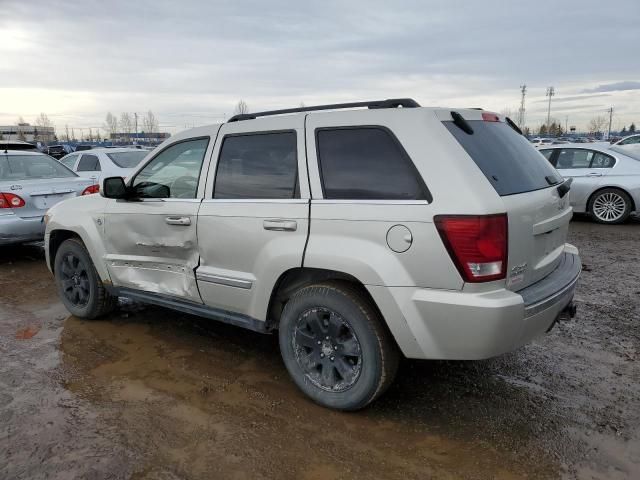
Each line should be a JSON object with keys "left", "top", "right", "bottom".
{"left": 54, "top": 238, "right": 116, "bottom": 319}
{"left": 278, "top": 282, "right": 399, "bottom": 410}
{"left": 588, "top": 188, "right": 632, "bottom": 224}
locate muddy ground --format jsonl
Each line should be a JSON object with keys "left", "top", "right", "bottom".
{"left": 0, "top": 217, "right": 638, "bottom": 480}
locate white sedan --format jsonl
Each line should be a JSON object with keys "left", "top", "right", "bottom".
{"left": 59, "top": 147, "right": 149, "bottom": 184}
{"left": 539, "top": 144, "right": 640, "bottom": 224}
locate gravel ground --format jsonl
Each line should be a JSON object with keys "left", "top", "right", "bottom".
{"left": 0, "top": 217, "right": 638, "bottom": 479}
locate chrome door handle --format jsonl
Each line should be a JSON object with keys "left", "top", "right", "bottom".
{"left": 165, "top": 216, "right": 191, "bottom": 226}
{"left": 263, "top": 219, "right": 297, "bottom": 231}
{"left": 587, "top": 172, "right": 603, "bottom": 177}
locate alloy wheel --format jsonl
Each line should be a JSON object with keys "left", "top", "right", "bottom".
{"left": 292, "top": 307, "right": 362, "bottom": 392}
{"left": 59, "top": 252, "right": 90, "bottom": 307}
{"left": 593, "top": 192, "right": 626, "bottom": 222}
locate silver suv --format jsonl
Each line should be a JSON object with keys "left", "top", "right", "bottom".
{"left": 45, "top": 99, "right": 580, "bottom": 410}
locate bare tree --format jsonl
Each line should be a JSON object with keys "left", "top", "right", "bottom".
{"left": 35, "top": 113, "right": 54, "bottom": 142}
{"left": 142, "top": 110, "right": 158, "bottom": 135}
{"left": 233, "top": 100, "right": 249, "bottom": 115}
{"left": 588, "top": 116, "right": 607, "bottom": 134}
{"left": 16, "top": 116, "right": 26, "bottom": 141}
{"left": 499, "top": 106, "right": 516, "bottom": 119}
{"left": 65, "top": 125, "right": 70, "bottom": 142}
{"left": 103, "top": 112, "right": 118, "bottom": 138}
{"left": 120, "top": 112, "right": 133, "bottom": 136}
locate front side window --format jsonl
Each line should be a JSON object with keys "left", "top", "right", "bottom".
{"left": 214, "top": 132, "right": 298, "bottom": 199}
{"left": 556, "top": 149, "right": 592, "bottom": 169}
{"left": 620, "top": 136, "right": 640, "bottom": 145}
{"left": 132, "top": 138, "right": 209, "bottom": 199}
{"left": 77, "top": 154, "right": 101, "bottom": 172}
{"left": 316, "top": 127, "right": 427, "bottom": 200}
{"left": 61, "top": 154, "right": 79, "bottom": 169}
{"left": 0, "top": 154, "right": 77, "bottom": 180}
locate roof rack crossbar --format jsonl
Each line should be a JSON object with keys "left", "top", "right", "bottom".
{"left": 227, "top": 98, "right": 420, "bottom": 122}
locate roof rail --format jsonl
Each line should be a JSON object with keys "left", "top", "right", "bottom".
{"left": 227, "top": 98, "right": 420, "bottom": 122}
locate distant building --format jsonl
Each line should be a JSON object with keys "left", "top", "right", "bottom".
{"left": 0, "top": 123, "right": 55, "bottom": 142}
{"left": 110, "top": 131, "right": 170, "bottom": 145}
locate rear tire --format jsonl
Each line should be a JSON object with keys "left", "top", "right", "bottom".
{"left": 278, "top": 281, "right": 399, "bottom": 410}
{"left": 54, "top": 238, "right": 116, "bottom": 319}
{"left": 588, "top": 188, "right": 632, "bottom": 224}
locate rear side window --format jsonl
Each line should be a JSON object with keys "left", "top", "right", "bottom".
{"left": 60, "top": 154, "right": 79, "bottom": 169}
{"left": 444, "top": 121, "right": 563, "bottom": 196}
{"left": 539, "top": 149, "right": 554, "bottom": 161}
{"left": 591, "top": 152, "right": 615, "bottom": 168}
{"left": 214, "top": 132, "right": 298, "bottom": 199}
{"left": 316, "top": 127, "right": 427, "bottom": 200}
{"left": 107, "top": 151, "right": 148, "bottom": 168}
{"left": 77, "top": 154, "right": 101, "bottom": 171}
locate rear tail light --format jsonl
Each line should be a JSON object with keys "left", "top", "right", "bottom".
{"left": 0, "top": 192, "right": 26, "bottom": 209}
{"left": 434, "top": 214, "right": 508, "bottom": 283}
{"left": 82, "top": 184, "right": 100, "bottom": 195}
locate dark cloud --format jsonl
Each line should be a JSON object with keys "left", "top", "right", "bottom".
{"left": 581, "top": 81, "right": 640, "bottom": 93}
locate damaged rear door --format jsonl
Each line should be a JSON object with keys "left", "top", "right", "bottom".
{"left": 103, "top": 135, "right": 215, "bottom": 302}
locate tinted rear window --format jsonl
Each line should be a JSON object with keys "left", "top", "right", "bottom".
{"left": 107, "top": 151, "right": 148, "bottom": 168}
{"left": 0, "top": 154, "right": 77, "bottom": 180}
{"left": 444, "top": 121, "right": 563, "bottom": 196}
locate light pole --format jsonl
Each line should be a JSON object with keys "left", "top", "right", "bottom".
{"left": 546, "top": 86, "right": 555, "bottom": 128}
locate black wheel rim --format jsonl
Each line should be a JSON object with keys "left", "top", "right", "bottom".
{"left": 60, "top": 253, "right": 90, "bottom": 307}
{"left": 293, "top": 307, "right": 362, "bottom": 392}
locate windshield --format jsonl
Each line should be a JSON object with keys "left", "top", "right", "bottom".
{"left": 0, "top": 154, "right": 77, "bottom": 180}
{"left": 444, "top": 120, "right": 563, "bottom": 196}
{"left": 107, "top": 150, "right": 148, "bottom": 168}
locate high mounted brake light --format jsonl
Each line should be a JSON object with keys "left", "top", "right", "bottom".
{"left": 0, "top": 192, "right": 26, "bottom": 208}
{"left": 481, "top": 112, "right": 500, "bottom": 122}
{"left": 435, "top": 214, "right": 508, "bottom": 282}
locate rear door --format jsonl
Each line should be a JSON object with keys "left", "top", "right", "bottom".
{"left": 103, "top": 136, "right": 213, "bottom": 302}
{"left": 552, "top": 148, "right": 605, "bottom": 207}
{"left": 443, "top": 115, "right": 571, "bottom": 290}
{"left": 76, "top": 153, "right": 102, "bottom": 184}
{"left": 197, "top": 116, "right": 309, "bottom": 321}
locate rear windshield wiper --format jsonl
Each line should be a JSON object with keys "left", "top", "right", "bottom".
{"left": 505, "top": 117, "right": 523, "bottom": 135}
{"left": 450, "top": 111, "right": 474, "bottom": 135}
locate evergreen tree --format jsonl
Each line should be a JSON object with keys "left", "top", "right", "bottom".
{"left": 630, "top": 123, "right": 636, "bottom": 133}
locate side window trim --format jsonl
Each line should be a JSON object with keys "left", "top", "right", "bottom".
{"left": 314, "top": 125, "right": 432, "bottom": 202}
{"left": 129, "top": 136, "right": 210, "bottom": 198}
{"left": 212, "top": 129, "right": 299, "bottom": 200}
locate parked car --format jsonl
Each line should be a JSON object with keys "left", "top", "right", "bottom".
{"left": 1, "top": 140, "right": 39, "bottom": 151}
{"left": 47, "top": 145, "right": 73, "bottom": 159}
{"left": 0, "top": 150, "right": 98, "bottom": 245}
{"left": 614, "top": 134, "right": 640, "bottom": 146}
{"left": 58, "top": 147, "right": 149, "bottom": 184}
{"left": 530, "top": 137, "right": 554, "bottom": 147}
{"left": 45, "top": 100, "right": 580, "bottom": 410}
{"left": 539, "top": 144, "right": 640, "bottom": 224}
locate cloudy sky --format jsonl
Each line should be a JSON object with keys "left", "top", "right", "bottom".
{"left": 1, "top": 0, "right": 639, "bottom": 135}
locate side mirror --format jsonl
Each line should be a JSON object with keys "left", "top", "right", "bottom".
{"left": 101, "top": 176, "right": 127, "bottom": 199}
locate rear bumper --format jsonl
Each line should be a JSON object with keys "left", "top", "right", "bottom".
{"left": 374, "top": 244, "right": 581, "bottom": 360}
{"left": 0, "top": 214, "right": 45, "bottom": 245}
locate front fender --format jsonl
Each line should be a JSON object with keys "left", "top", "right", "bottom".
{"left": 45, "top": 194, "right": 111, "bottom": 283}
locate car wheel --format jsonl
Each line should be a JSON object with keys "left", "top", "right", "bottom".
{"left": 588, "top": 188, "right": 632, "bottom": 224}
{"left": 54, "top": 238, "right": 116, "bottom": 319}
{"left": 278, "top": 281, "right": 399, "bottom": 410}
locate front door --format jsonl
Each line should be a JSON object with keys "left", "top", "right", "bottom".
{"left": 196, "top": 116, "right": 309, "bottom": 322}
{"left": 103, "top": 136, "right": 213, "bottom": 302}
